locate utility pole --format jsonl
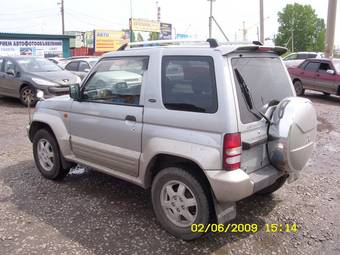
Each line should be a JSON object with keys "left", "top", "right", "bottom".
{"left": 259, "top": 0, "right": 264, "bottom": 43}
{"left": 60, "top": 0, "right": 65, "bottom": 35}
{"left": 130, "top": 0, "right": 133, "bottom": 42}
{"left": 242, "top": 21, "right": 247, "bottom": 41}
{"left": 325, "top": 0, "right": 337, "bottom": 58}
{"left": 208, "top": 0, "right": 215, "bottom": 38}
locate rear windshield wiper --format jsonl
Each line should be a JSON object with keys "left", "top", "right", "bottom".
{"left": 234, "top": 68, "right": 269, "bottom": 122}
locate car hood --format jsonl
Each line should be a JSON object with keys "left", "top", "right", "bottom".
{"left": 29, "top": 70, "right": 79, "bottom": 85}
{"left": 36, "top": 95, "right": 72, "bottom": 112}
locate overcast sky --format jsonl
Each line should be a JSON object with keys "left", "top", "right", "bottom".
{"left": 0, "top": 0, "right": 339, "bottom": 46}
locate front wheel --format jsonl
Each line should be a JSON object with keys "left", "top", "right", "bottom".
{"left": 151, "top": 167, "right": 211, "bottom": 240}
{"left": 33, "top": 129, "right": 70, "bottom": 180}
{"left": 20, "top": 85, "right": 37, "bottom": 106}
{"left": 293, "top": 80, "right": 305, "bottom": 96}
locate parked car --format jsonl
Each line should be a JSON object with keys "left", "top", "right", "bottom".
{"left": 0, "top": 56, "right": 81, "bottom": 105}
{"left": 283, "top": 52, "right": 324, "bottom": 68}
{"left": 288, "top": 58, "right": 340, "bottom": 96}
{"left": 27, "top": 40, "right": 317, "bottom": 240}
{"left": 63, "top": 57, "right": 99, "bottom": 80}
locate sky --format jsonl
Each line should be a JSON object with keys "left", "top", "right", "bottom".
{"left": 0, "top": 0, "right": 339, "bottom": 47}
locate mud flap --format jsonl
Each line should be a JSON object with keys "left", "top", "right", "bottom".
{"left": 213, "top": 198, "right": 237, "bottom": 224}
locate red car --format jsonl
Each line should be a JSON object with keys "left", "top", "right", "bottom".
{"left": 287, "top": 58, "right": 340, "bottom": 96}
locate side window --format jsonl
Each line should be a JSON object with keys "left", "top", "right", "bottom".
{"left": 299, "top": 61, "right": 308, "bottom": 69}
{"left": 297, "top": 54, "right": 309, "bottom": 59}
{"left": 82, "top": 56, "right": 148, "bottom": 105}
{"left": 285, "top": 54, "right": 297, "bottom": 60}
{"left": 79, "top": 61, "right": 90, "bottom": 72}
{"left": 318, "top": 62, "right": 332, "bottom": 73}
{"left": 65, "top": 61, "right": 79, "bottom": 71}
{"left": 0, "top": 58, "right": 3, "bottom": 72}
{"left": 308, "top": 53, "right": 317, "bottom": 58}
{"left": 162, "top": 56, "right": 217, "bottom": 113}
{"left": 304, "top": 62, "right": 319, "bottom": 72}
{"left": 4, "top": 60, "right": 16, "bottom": 73}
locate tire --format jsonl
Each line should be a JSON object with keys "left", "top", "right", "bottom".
{"left": 20, "top": 85, "right": 37, "bottom": 106}
{"left": 323, "top": 92, "right": 330, "bottom": 96}
{"left": 257, "top": 176, "right": 287, "bottom": 195}
{"left": 293, "top": 80, "right": 305, "bottom": 96}
{"left": 33, "top": 129, "right": 70, "bottom": 180}
{"left": 151, "top": 166, "right": 211, "bottom": 240}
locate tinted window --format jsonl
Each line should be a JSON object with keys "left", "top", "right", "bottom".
{"left": 162, "top": 56, "right": 217, "bottom": 113}
{"left": 319, "top": 62, "right": 332, "bottom": 72}
{"left": 304, "top": 62, "right": 319, "bottom": 72}
{"left": 65, "top": 61, "right": 79, "bottom": 71}
{"left": 83, "top": 57, "right": 148, "bottom": 105}
{"left": 4, "top": 60, "right": 15, "bottom": 73}
{"left": 79, "top": 61, "right": 90, "bottom": 72}
{"left": 308, "top": 53, "right": 317, "bottom": 58}
{"left": 297, "top": 53, "right": 309, "bottom": 59}
{"left": 299, "top": 61, "right": 308, "bottom": 69}
{"left": 232, "top": 57, "right": 293, "bottom": 124}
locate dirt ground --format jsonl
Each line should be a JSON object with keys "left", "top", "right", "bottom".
{"left": 0, "top": 92, "right": 339, "bottom": 255}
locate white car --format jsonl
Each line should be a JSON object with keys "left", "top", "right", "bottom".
{"left": 283, "top": 52, "right": 324, "bottom": 68}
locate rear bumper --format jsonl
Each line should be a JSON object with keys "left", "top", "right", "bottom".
{"left": 206, "top": 166, "right": 285, "bottom": 203}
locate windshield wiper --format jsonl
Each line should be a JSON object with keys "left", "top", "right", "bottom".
{"left": 234, "top": 68, "right": 269, "bottom": 122}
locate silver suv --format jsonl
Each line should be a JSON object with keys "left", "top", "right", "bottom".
{"left": 27, "top": 39, "right": 317, "bottom": 240}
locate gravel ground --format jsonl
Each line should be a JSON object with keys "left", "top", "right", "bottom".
{"left": 0, "top": 92, "right": 339, "bottom": 255}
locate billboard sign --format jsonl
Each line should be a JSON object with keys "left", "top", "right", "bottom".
{"left": 160, "top": 23, "right": 172, "bottom": 40}
{"left": 130, "top": 18, "right": 160, "bottom": 33}
{"left": 0, "top": 39, "right": 63, "bottom": 57}
{"left": 94, "top": 29, "right": 129, "bottom": 52}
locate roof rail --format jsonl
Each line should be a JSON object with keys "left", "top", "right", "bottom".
{"left": 117, "top": 38, "right": 219, "bottom": 51}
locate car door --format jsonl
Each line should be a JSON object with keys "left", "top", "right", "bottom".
{"left": 315, "top": 62, "right": 337, "bottom": 93}
{"left": 1, "top": 59, "right": 22, "bottom": 97}
{"left": 300, "top": 61, "right": 319, "bottom": 90}
{"left": 69, "top": 56, "right": 148, "bottom": 177}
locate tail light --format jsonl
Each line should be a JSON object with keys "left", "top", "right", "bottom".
{"left": 223, "top": 133, "right": 242, "bottom": 170}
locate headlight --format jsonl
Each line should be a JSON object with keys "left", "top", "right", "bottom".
{"left": 32, "top": 78, "right": 57, "bottom": 86}
{"left": 76, "top": 76, "right": 81, "bottom": 84}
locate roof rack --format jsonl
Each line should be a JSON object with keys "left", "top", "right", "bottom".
{"left": 117, "top": 38, "right": 219, "bottom": 51}
{"left": 116, "top": 38, "right": 267, "bottom": 51}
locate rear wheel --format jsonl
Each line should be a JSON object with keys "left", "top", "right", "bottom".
{"left": 151, "top": 166, "right": 211, "bottom": 240}
{"left": 257, "top": 176, "right": 287, "bottom": 195}
{"left": 33, "top": 129, "right": 70, "bottom": 180}
{"left": 293, "top": 80, "right": 304, "bottom": 96}
{"left": 20, "top": 85, "right": 37, "bottom": 106}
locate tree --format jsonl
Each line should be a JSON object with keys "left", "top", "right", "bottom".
{"left": 275, "top": 3, "right": 325, "bottom": 52}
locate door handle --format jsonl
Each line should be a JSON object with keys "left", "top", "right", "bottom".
{"left": 125, "top": 115, "right": 136, "bottom": 122}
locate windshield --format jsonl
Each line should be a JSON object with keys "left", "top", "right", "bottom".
{"left": 17, "top": 58, "right": 62, "bottom": 72}
{"left": 231, "top": 57, "right": 294, "bottom": 124}
{"left": 333, "top": 60, "right": 340, "bottom": 73}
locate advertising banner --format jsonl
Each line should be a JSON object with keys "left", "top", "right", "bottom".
{"left": 160, "top": 23, "right": 172, "bottom": 40}
{"left": 94, "top": 29, "right": 129, "bottom": 52}
{"left": 0, "top": 39, "right": 63, "bottom": 57}
{"left": 130, "top": 18, "right": 160, "bottom": 33}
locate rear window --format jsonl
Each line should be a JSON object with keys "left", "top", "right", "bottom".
{"left": 162, "top": 56, "right": 217, "bottom": 113}
{"left": 231, "top": 57, "right": 293, "bottom": 124}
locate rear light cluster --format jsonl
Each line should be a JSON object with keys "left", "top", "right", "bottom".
{"left": 223, "top": 133, "right": 242, "bottom": 171}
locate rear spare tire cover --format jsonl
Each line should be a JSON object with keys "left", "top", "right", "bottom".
{"left": 267, "top": 97, "right": 317, "bottom": 172}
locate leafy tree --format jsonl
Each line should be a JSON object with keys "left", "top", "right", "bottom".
{"left": 275, "top": 3, "right": 325, "bottom": 52}
{"left": 149, "top": 32, "right": 159, "bottom": 40}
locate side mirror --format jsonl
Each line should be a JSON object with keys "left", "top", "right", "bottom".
{"left": 69, "top": 84, "right": 81, "bottom": 100}
{"left": 6, "top": 69, "right": 15, "bottom": 76}
{"left": 326, "top": 69, "right": 335, "bottom": 75}
{"left": 84, "top": 68, "right": 90, "bottom": 73}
